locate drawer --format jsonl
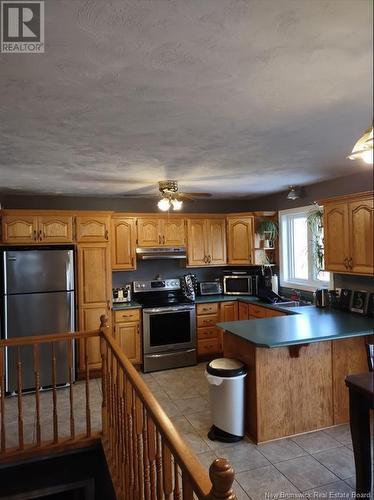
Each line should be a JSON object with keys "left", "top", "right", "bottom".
{"left": 197, "top": 326, "right": 218, "bottom": 340}
{"left": 247, "top": 304, "right": 268, "bottom": 318}
{"left": 198, "top": 338, "right": 220, "bottom": 356}
{"left": 197, "top": 314, "right": 219, "bottom": 328}
{"left": 114, "top": 309, "right": 141, "bottom": 323}
{"left": 196, "top": 303, "right": 219, "bottom": 315}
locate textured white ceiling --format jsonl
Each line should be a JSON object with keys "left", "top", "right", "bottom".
{"left": 0, "top": 0, "right": 372, "bottom": 198}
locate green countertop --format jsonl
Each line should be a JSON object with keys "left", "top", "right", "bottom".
{"left": 195, "top": 294, "right": 260, "bottom": 304}
{"left": 112, "top": 301, "right": 141, "bottom": 310}
{"left": 218, "top": 308, "right": 374, "bottom": 348}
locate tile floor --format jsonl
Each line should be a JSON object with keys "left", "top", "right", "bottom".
{"left": 2, "top": 363, "right": 372, "bottom": 499}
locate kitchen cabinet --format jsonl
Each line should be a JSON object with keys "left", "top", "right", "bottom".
{"left": 238, "top": 301, "right": 249, "bottom": 320}
{"left": 247, "top": 303, "right": 285, "bottom": 318}
{"left": 227, "top": 217, "right": 254, "bottom": 265}
{"left": 76, "top": 215, "right": 110, "bottom": 243}
{"left": 196, "top": 301, "right": 238, "bottom": 359}
{"left": 137, "top": 218, "right": 185, "bottom": 247}
{"left": 111, "top": 217, "right": 136, "bottom": 270}
{"left": 187, "top": 218, "right": 226, "bottom": 266}
{"left": 323, "top": 193, "right": 373, "bottom": 275}
{"left": 2, "top": 213, "right": 73, "bottom": 244}
{"left": 77, "top": 242, "right": 112, "bottom": 371}
{"left": 113, "top": 308, "right": 142, "bottom": 364}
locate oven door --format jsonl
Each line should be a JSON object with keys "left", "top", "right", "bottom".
{"left": 143, "top": 305, "right": 196, "bottom": 354}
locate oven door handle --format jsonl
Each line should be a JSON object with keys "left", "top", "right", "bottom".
{"left": 146, "top": 349, "right": 196, "bottom": 359}
{"left": 143, "top": 307, "right": 194, "bottom": 314}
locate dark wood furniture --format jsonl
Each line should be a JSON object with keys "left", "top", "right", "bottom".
{"left": 345, "top": 372, "right": 374, "bottom": 496}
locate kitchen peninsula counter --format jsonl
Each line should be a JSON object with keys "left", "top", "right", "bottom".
{"left": 217, "top": 307, "right": 373, "bottom": 444}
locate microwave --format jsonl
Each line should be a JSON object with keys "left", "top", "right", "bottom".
{"left": 198, "top": 281, "right": 222, "bottom": 296}
{"left": 223, "top": 275, "right": 258, "bottom": 296}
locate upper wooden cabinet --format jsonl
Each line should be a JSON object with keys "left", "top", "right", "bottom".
{"left": 323, "top": 193, "right": 373, "bottom": 275}
{"left": 75, "top": 215, "right": 110, "bottom": 243}
{"left": 38, "top": 216, "right": 73, "bottom": 243}
{"left": 111, "top": 217, "right": 136, "bottom": 270}
{"left": 137, "top": 218, "right": 185, "bottom": 247}
{"left": 187, "top": 218, "right": 226, "bottom": 266}
{"left": 227, "top": 217, "right": 254, "bottom": 265}
{"left": 2, "top": 214, "right": 73, "bottom": 244}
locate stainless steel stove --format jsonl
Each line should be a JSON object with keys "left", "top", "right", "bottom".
{"left": 133, "top": 279, "right": 196, "bottom": 373}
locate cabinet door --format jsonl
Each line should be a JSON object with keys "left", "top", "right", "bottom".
{"left": 111, "top": 218, "right": 136, "bottom": 270}
{"left": 79, "top": 305, "right": 108, "bottom": 370}
{"left": 348, "top": 198, "right": 373, "bottom": 275}
{"left": 187, "top": 219, "right": 207, "bottom": 266}
{"left": 2, "top": 215, "right": 38, "bottom": 244}
{"left": 207, "top": 219, "right": 226, "bottom": 265}
{"left": 220, "top": 301, "right": 238, "bottom": 322}
{"left": 238, "top": 302, "right": 249, "bottom": 320}
{"left": 77, "top": 243, "right": 112, "bottom": 308}
{"left": 114, "top": 322, "right": 141, "bottom": 364}
{"left": 324, "top": 203, "right": 350, "bottom": 272}
{"left": 137, "top": 218, "right": 161, "bottom": 246}
{"left": 38, "top": 215, "right": 73, "bottom": 243}
{"left": 162, "top": 219, "right": 185, "bottom": 246}
{"left": 76, "top": 216, "right": 110, "bottom": 243}
{"left": 227, "top": 218, "right": 254, "bottom": 265}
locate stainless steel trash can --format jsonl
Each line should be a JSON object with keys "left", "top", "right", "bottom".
{"left": 206, "top": 358, "right": 247, "bottom": 442}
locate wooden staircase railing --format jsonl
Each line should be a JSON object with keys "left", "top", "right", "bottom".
{"left": 0, "top": 329, "right": 101, "bottom": 463}
{"left": 0, "top": 319, "right": 237, "bottom": 499}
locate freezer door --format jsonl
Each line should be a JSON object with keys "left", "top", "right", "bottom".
{"left": 5, "top": 291, "right": 75, "bottom": 392}
{"left": 4, "top": 249, "right": 74, "bottom": 294}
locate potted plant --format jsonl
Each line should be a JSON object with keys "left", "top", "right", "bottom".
{"left": 257, "top": 220, "right": 278, "bottom": 249}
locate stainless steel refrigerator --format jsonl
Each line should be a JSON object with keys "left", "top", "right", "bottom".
{"left": 1, "top": 247, "right": 75, "bottom": 393}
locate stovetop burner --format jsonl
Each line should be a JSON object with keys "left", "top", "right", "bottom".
{"left": 133, "top": 279, "right": 194, "bottom": 308}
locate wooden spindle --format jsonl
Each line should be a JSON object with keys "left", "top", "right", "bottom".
{"left": 51, "top": 343, "right": 58, "bottom": 443}
{"left": 156, "top": 432, "right": 164, "bottom": 499}
{"left": 135, "top": 394, "right": 145, "bottom": 500}
{"left": 208, "top": 458, "right": 236, "bottom": 500}
{"left": 84, "top": 338, "right": 91, "bottom": 438}
{"left": 147, "top": 415, "right": 157, "bottom": 500}
{"left": 67, "top": 339, "right": 75, "bottom": 440}
{"left": 0, "top": 345, "right": 5, "bottom": 452}
{"left": 32, "top": 344, "right": 41, "bottom": 446}
{"left": 100, "top": 335, "right": 108, "bottom": 440}
{"left": 126, "top": 377, "right": 135, "bottom": 499}
{"left": 132, "top": 388, "right": 140, "bottom": 499}
{"left": 143, "top": 407, "right": 151, "bottom": 500}
{"left": 181, "top": 471, "right": 194, "bottom": 500}
{"left": 162, "top": 443, "right": 173, "bottom": 500}
{"left": 173, "top": 460, "right": 181, "bottom": 500}
{"left": 16, "top": 346, "right": 24, "bottom": 449}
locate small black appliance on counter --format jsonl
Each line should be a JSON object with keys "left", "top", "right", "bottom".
{"left": 314, "top": 289, "right": 329, "bottom": 308}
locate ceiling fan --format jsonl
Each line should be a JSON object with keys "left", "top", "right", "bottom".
{"left": 157, "top": 180, "right": 212, "bottom": 211}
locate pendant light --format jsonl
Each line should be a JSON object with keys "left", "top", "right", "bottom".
{"left": 287, "top": 186, "right": 300, "bottom": 200}
{"left": 348, "top": 125, "right": 373, "bottom": 165}
{"left": 157, "top": 197, "right": 171, "bottom": 211}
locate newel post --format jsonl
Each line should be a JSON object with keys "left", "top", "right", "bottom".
{"left": 208, "top": 458, "right": 236, "bottom": 500}
{"left": 99, "top": 315, "right": 109, "bottom": 439}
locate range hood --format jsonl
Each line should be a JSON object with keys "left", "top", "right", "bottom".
{"left": 136, "top": 247, "right": 186, "bottom": 260}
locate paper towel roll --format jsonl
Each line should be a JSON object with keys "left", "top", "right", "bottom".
{"left": 271, "top": 274, "right": 278, "bottom": 294}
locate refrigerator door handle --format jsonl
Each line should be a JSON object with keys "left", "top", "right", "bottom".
{"left": 66, "top": 250, "right": 75, "bottom": 291}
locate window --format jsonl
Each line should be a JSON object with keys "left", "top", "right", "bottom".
{"left": 279, "top": 206, "right": 330, "bottom": 291}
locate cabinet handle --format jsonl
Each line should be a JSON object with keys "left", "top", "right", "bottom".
{"left": 208, "top": 255, "right": 212, "bottom": 263}
{"left": 344, "top": 257, "right": 349, "bottom": 269}
{"left": 107, "top": 300, "right": 111, "bottom": 310}
{"left": 348, "top": 257, "right": 353, "bottom": 270}
{"left": 163, "top": 235, "right": 165, "bottom": 244}
{"left": 131, "top": 256, "right": 134, "bottom": 267}
{"left": 33, "top": 229, "right": 37, "bottom": 241}
{"left": 137, "top": 324, "right": 140, "bottom": 334}
{"left": 203, "top": 255, "right": 207, "bottom": 263}
{"left": 105, "top": 229, "right": 109, "bottom": 240}
{"left": 38, "top": 229, "right": 42, "bottom": 241}
{"left": 158, "top": 235, "right": 161, "bottom": 244}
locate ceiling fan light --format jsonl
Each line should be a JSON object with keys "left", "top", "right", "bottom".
{"left": 157, "top": 197, "right": 170, "bottom": 211}
{"left": 287, "top": 186, "right": 300, "bottom": 200}
{"left": 348, "top": 126, "right": 373, "bottom": 165}
{"left": 171, "top": 198, "right": 183, "bottom": 210}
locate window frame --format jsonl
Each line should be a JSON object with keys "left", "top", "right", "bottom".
{"left": 279, "top": 205, "right": 331, "bottom": 292}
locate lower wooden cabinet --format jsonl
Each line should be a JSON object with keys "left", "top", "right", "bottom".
{"left": 78, "top": 305, "right": 108, "bottom": 371}
{"left": 196, "top": 301, "right": 238, "bottom": 359}
{"left": 113, "top": 308, "right": 142, "bottom": 364}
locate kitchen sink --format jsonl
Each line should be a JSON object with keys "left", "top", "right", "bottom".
{"left": 275, "top": 300, "right": 311, "bottom": 308}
